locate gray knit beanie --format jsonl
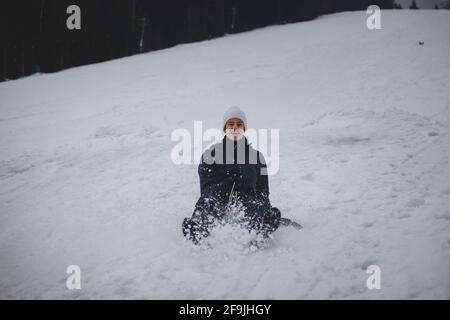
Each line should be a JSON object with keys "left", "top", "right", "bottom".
{"left": 222, "top": 106, "right": 247, "bottom": 130}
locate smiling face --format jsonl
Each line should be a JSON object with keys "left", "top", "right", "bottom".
{"left": 224, "top": 118, "right": 245, "bottom": 141}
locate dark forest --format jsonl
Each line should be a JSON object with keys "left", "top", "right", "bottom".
{"left": 1, "top": 0, "right": 395, "bottom": 82}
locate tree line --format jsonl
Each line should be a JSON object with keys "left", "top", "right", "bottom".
{"left": 1, "top": 0, "right": 395, "bottom": 82}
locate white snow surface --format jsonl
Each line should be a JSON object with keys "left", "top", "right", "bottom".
{"left": 1, "top": 10, "right": 450, "bottom": 299}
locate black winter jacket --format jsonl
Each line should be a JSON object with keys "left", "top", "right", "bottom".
{"left": 198, "top": 136, "right": 269, "bottom": 202}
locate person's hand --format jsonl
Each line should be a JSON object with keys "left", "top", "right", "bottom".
{"left": 220, "top": 176, "right": 238, "bottom": 190}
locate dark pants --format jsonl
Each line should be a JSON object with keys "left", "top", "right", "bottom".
{"left": 182, "top": 189, "right": 281, "bottom": 244}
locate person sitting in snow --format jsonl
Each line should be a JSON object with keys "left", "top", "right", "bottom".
{"left": 182, "top": 106, "right": 281, "bottom": 244}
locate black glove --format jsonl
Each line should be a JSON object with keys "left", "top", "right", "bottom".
{"left": 220, "top": 175, "right": 240, "bottom": 190}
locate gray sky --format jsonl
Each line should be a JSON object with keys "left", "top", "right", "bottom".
{"left": 397, "top": 0, "right": 443, "bottom": 8}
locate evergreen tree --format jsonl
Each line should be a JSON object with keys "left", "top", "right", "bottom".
{"left": 440, "top": 0, "right": 450, "bottom": 9}
{"left": 409, "top": 0, "right": 419, "bottom": 9}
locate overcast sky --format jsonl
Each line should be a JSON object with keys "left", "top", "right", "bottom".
{"left": 397, "top": 0, "right": 444, "bottom": 8}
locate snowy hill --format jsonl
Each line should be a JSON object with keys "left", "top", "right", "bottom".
{"left": 0, "top": 10, "right": 449, "bottom": 299}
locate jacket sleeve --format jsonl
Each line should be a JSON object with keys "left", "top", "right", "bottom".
{"left": 198, "top": 149, "right": 217, "bottom": 195}
{"left": 255, "top": 152, "right": 270, "bottom": 198}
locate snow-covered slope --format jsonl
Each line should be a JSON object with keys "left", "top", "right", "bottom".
{"left": 1, "top": 10, "right": 449, "bottom": 299}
